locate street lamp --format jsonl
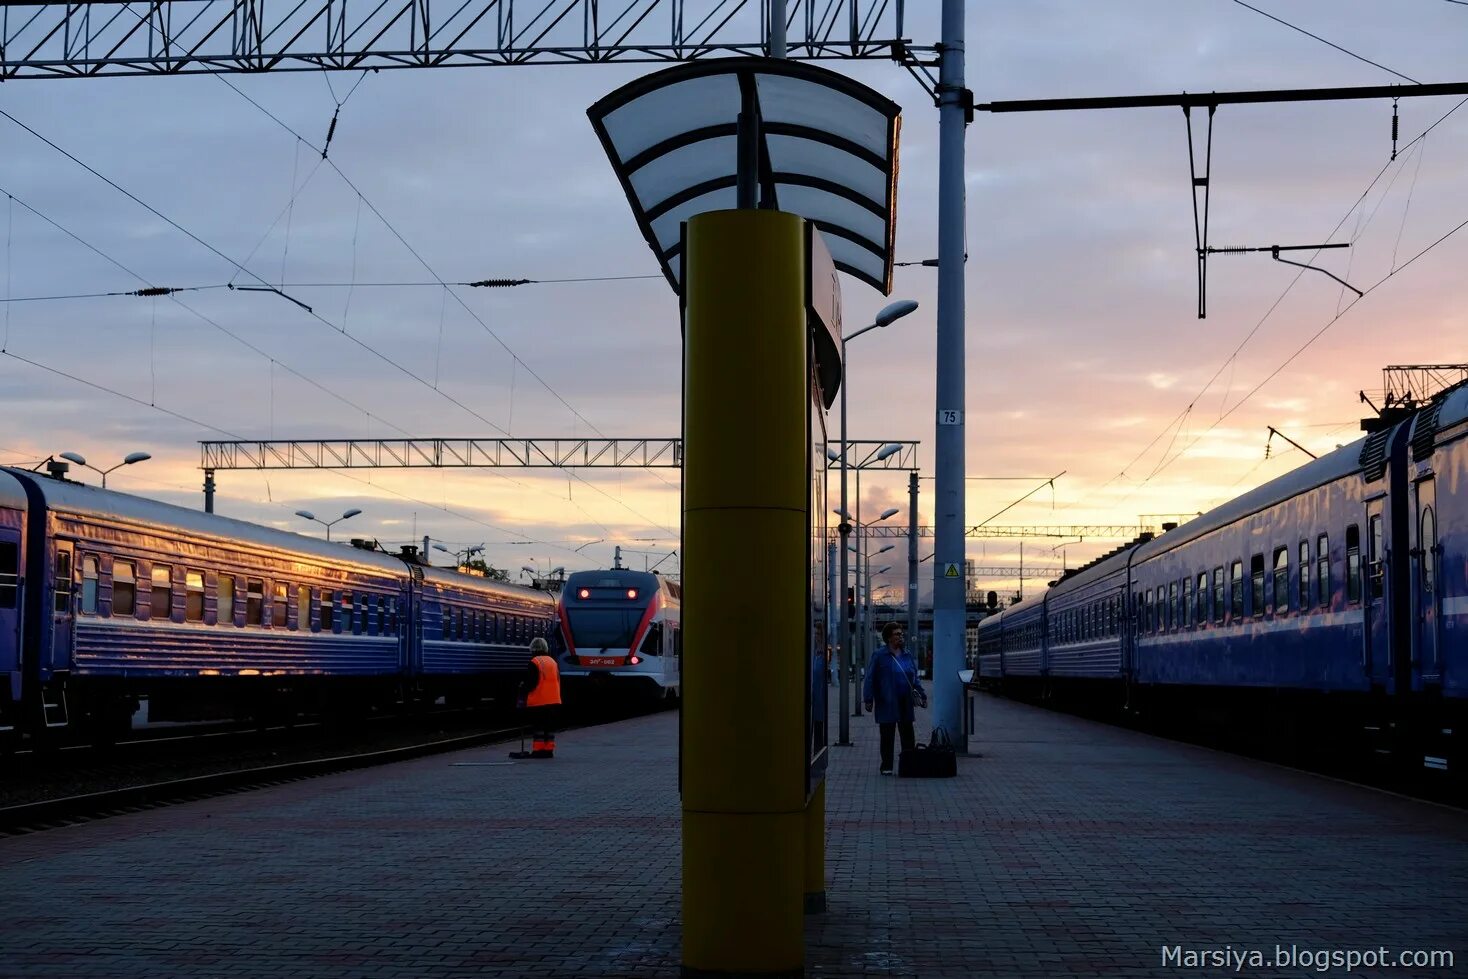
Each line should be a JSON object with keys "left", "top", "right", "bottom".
{"left": 59, "top": 450, "right": 151, "bottom": 488}
{"left": 832, "top": 298, "right": 919, "bottom": 745}
{"left": 434, "top": 543, "right": 483, "bottom": 568}
{"left": 294, "top": 507, "right": 361, "bottom": 542}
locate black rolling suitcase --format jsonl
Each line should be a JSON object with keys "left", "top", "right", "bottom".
{"left": 898, "top": 727, "right": 958, "bottom": 778}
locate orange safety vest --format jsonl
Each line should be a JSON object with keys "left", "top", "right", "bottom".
{"left": 526, "top": 654, "right": 562, "bottom": 707}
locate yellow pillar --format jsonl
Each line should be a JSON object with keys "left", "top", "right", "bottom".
{"left": 682, "top": 209, "right": 811, "bottom": 977}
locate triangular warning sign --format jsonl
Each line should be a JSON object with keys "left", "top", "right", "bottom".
{"left": 943, "top": 563, "right": 961, "bottom": 578}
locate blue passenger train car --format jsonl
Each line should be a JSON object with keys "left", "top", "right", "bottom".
{"left": 977, "top": 385, "right": 1464, "bottom": 780}
{"left": 0, "top": 466, "right": 556, "bottom": 742}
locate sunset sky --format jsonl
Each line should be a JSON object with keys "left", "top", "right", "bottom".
{"left": 0, "top": 1, "right": 1461, "bottom": 604}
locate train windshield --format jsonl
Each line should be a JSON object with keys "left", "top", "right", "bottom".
{"left": 566, "top": 608, "right": 643, "bottom": 648}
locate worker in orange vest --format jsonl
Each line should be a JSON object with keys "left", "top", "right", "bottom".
{"left": 511, "top": 637, "right": 562, "bottom": 759}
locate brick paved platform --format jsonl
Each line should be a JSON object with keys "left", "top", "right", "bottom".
{"left": 4, "top": 695, "right": 1467, "bottom": 977}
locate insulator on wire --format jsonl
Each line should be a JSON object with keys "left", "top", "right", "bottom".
{"left": 322, "top": 109, "right": 339, "bottom": 159}
{"left": 467, "top": 278, "right": 531, "bottom": 288}
{"left": 130, "top": 286, "right": 177, "bottom": 297}
{"left": 1391, "top": 99, "right": 1399, "bottom": 161}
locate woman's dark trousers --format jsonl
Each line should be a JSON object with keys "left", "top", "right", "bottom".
{"left": 879, "top": 721, "right": 916, "bottom": 771}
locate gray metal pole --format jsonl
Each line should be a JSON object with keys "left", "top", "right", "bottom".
{"left": 932, "top": 0, "right": 968, "bottom": 748}
{"left": 908, "top": 469, "right": 919, "bottom": 663}
{"left": 769, "top": 0, "right": 787, "bottom": 58}
{"left": 203, "top": 468, "right": 216, "bottom": 513}
{"left": 836, "top": 368, "right": 851, "bottom": 745}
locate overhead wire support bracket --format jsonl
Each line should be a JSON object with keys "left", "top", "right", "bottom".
{"left": 1184, "top": 103, "right": 1217, "bottom": 319}
{"left": 1206, "top": 242, "right": 1361, "bottom": 298}
{"left": 230, "top": 284, "right": 315, "bottom": 313}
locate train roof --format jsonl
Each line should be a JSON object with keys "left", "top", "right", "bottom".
{"left": 0, "top": 470, "right": 28, "bottom": 512}
{"left": 5, "top": 468, "right": 407, "bottom": 575}
{"left": 419, "top": 564, "right": 555, "bottom": 605}
{"left": 1131, "top": 432, "right": 1371, "bottom": 563}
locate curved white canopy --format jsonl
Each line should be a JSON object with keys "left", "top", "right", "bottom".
{"left": 589, "top": 58, "right": 901, "bottom": 295}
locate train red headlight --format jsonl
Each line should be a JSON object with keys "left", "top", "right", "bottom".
{"left": 578, "top": 588, "right": 591, "bottom": 599}
{"left": 626, "top": 588, "right": 638, "bottom": 599}
{"left": 630, "top": 655, "right": 641, "bottom": 665}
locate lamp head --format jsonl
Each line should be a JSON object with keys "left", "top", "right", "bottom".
{"left": 878, "top": 507, "right": 901, "bottom": 521}
{"left": 123, "top": 452, "right": 151, "bottom": 465}
{"left": 341, "top": 508, "right": 363, "bottom": 520}
{"left": 833, "top": 507, "right": 852, "bottom": 520}
{"left": 825, "top": 447, "right": 842, "bottom": 462}
{"left": 875, "top": 442, "right": 903, "bottom": 461}
{"left": 874, "top": 565, "right": 891, "bottom": 575}
{"left": 433, "top": 544, "right": 451, "bottom": 554}
{"left": 550, "top": 567, "right": 565, "bottom": 576}
{"left": 873, "top": 299, "right": 918, "bottom": 328}
{"left": 59, "top": 451, "right": 87, "bottom": 466}
{"left": 877, "top": 544, "right": 894, "bottom": 554}
{"left": 294, "top": 510, "right": 317, "bottom": 521}
{"left": 521, "top": 566, "right": 537, "bottom": 575}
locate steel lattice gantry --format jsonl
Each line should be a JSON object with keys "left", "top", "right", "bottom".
{"left": 0, "top": 0, "right": 916, "bottom": 79}
{"left": 200, "top": 437, "right": 683, "bottom": 469}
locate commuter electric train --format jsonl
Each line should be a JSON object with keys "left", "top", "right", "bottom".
{"left": 0, "top": 465, "right": 557, "bottom": 745}
{"left": 555, "top": 568, "right": 681, "bottom": 704}
{"left": 977, "top": 382, "right": 1465, "bottom": 779}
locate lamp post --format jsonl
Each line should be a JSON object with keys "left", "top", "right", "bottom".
{"left": 434, "top": 543, "right": 483, "bottom": 568}
{"left": 831, "top": 300, "right": 917, "bottom": 745}
{"left": 294, "top": 507, "right": 361, "bottom": 541}
{"left": 58, "top": 450, "right": 151, "bottom": 488}
{"left": 521, "top": 563, "right": 566, "bottom": 589}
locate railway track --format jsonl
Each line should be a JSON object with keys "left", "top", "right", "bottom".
{"left": 1, "top": 699, "right": 662, "bottom": 835}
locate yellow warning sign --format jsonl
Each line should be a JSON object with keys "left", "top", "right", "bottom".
{"left": 943, "top": 563, "right": 961, "bottom": 578}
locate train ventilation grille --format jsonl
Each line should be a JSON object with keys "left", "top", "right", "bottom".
{"left": 1358, "top": 427, "right": 1392, "bottom": 482}
{"left": 1411, "top": 399, "right": 1443, "bottom": 462}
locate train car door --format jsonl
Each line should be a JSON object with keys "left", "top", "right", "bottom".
{"left": 1363, "top": 500, "right": 1389, "bottom": 684}
{"left": 0, "top": 524, "right": 22, "bottom": 708}
{"left": 49, "top": 541, "right": 74, "bottom": 676}
{"left": 1414, "top": 478, "right": 1441, "bottom": 684}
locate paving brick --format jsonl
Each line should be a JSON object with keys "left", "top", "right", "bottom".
{"left": 2, "top": 697, "right": 1466, "bottom": 976}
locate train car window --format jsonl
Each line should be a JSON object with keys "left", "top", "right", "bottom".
{"left": 218, "top": 574, "right": 235, "bottom": 625}
{"left": 1367, "top": 514, "right": 1384, "bottom": 599}
{"left": 246, "top": 578, "right": 264, "bottom": 625}
{"left": 151, "top": 564, "right": 173, "bottom": 621}
{"left": 1142, "top": 590, "right": 1152, "bottom": 632}
{"left": 186, "top": 571, "right": 205, "bottom": 622}
{"left": 387, "top": 600, "right": 398, "bottom": 636}
{"left": 1212, "top": 568, "right": 1225, "bottom": 624}
{"left": 321, "top": 591, "right": 335, "bottom": 632}
{"left": 1345, "top": 525, "right": 1361, "bottom": 604}
{"left": 1182, "top": 577, "right": 1192, "bottom": 629}
{"left": 1196, "top": 573, "right": 1208, "bottom": 624}
{"left": 1166, "top": 582, "right": 1177, "bottom": 631}
{"left": 1298, "top": 541, "right": 1311, "bottom": 610}
{"left": 53, "top": 549, "right": 73, "bottom": 614}
{"left": 114, "top": 561, "right": 137, "bottom": 616}
{"left": 375, "top": 596, "right": 386, "bottom": 636}
{"left": 81, "top": 555, "right": 99, "bottom": 614}
{"left": 1272, "top": 548, "right": 1289, "bottom": 614}
{"left": 1249, "top": 555, "right": 1265, "bottom": 617}
{"left": 296, "top": 585, "right": 309, "bottom": 631}
{"left": 272, "top": 581, "right": 288, "bottom": 627}
{"left": 0, "top": 541, "right": 17, "bottom": 609}
{"left": 345, "top": 591, "right": 360, "bottom": 635}
{"left": 1230, "top": 561, "right": 1244, "bottom": 620}
{"left": 1316, "top": 534, "right": 1330, "bottom": 608}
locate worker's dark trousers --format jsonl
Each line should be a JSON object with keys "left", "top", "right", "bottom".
{"left": 527, "top": 704, "right": 560, "bottom": 757}
{"left": 878, "top": 721, "right": 915, "bottom": 772}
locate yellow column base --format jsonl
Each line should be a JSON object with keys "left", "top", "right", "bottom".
{"left": 683, "top": 809, "right": 805, "bottom": 977}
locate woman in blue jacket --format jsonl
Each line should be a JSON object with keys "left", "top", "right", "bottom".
{"left": 862, "top": 622, "right": 927, "bottom": 775}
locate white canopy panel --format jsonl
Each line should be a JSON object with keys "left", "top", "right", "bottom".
{"left": 589, "top": 58, "right": 901, "bottom": 295}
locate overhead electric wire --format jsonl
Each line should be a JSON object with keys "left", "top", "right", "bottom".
{"left": 206, "top": 72, "right": 681, "bottom": 535}
{"left": 1084, "top": 94, "right": 1468, "bottom": 510}
{"left": 0, "top": 104, "right": 517, "bottom": 442}
{"left": 1229, "top": 0, "right": 1420, "bottom": 84}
